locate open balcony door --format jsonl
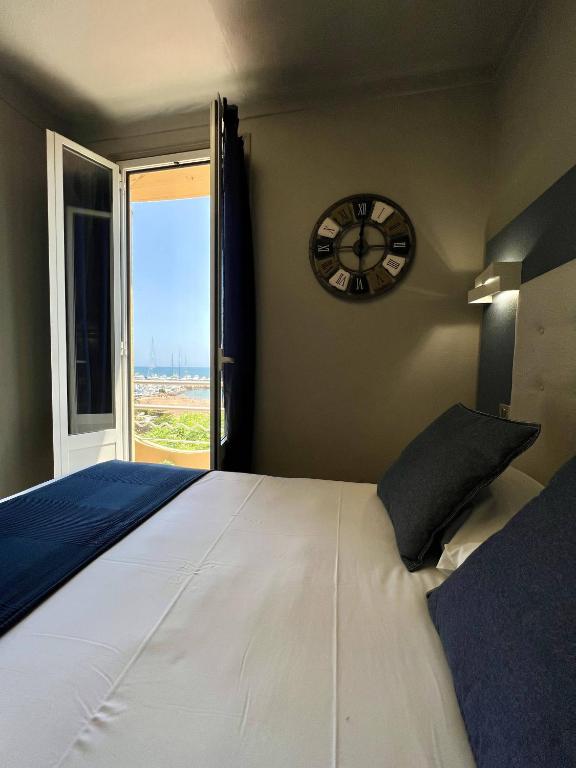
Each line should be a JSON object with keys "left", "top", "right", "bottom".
{"left": 47, "top": 132, "right": 125, "bottom": 477}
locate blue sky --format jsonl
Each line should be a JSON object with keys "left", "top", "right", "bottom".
{"left": 131, "top": 197, "right": 210, "bottom": 368}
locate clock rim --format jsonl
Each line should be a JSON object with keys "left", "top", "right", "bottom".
{"left": 308, "top": 192, "right": 416, "bottom": 301}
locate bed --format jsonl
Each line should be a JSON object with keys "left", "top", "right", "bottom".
{"left": 3, "top": 257, "right": 575, "bottom": 768}
{"left": 0, "top": 470, "right": 475, "bottom": 768}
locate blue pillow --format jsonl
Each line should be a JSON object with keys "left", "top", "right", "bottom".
{"left": 377, "top": 403, "right": 540, "bottom": 571}
{"left": 428, "top": 455, "right": 576, "bottom": 767}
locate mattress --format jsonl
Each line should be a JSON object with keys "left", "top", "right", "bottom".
{"left": 0, "top": 471, "right": 474, "bottom": 767}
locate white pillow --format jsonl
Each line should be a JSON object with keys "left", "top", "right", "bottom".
{"left": 437, "top": 466, "right": 543, "bottom": 573}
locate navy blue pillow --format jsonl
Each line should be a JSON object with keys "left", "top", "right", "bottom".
{"left": 428, "top": 455, "right": 576, "bottom": 767}
{"left": 377, "top": 403, "right": 540, "bottom": 571}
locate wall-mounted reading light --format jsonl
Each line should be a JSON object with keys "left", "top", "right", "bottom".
{"left": 468, "top": 261, "right": 522, "bottom": 304}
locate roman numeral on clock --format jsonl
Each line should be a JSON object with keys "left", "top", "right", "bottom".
{"left": 371, "top": 200, "right": 394, "bottom": 224}
{"left": 367, "top": 267, "right": 393, "bottom": 292}
{"left": 328, "top": 268, "right": 351, "bottom": 291}
{"left": 350, "top": 274, "right": 369, "bottom": 294}
{"left": 382, "top": 254, "right": 406, "bottom": 277}
{"left": 331, "top": 203, "right": 355, "bottom": 227}
{"left": 390, "top": 235, "right": 411, "bottom": 254}
{"left": 315, "top": 238, "right": 334, "bottom": 258}
{"left": 318, "top": 217, "right": 341, "bottom": 239}
{"left": 318, "top": 257, "right": 338, "bottom": 277}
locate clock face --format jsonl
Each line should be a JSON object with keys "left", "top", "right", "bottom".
{"left": 309, "top": 194, "right": 415, "bottom": 300}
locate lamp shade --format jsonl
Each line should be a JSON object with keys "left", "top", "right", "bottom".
{"left": 468, "top": 261, "right": 521, "bottom": 304}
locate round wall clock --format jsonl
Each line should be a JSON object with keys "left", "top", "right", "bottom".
{"left": 309, "top": 194, "right": 415, "bottom": 299}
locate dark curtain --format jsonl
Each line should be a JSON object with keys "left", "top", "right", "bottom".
{"left": 220, "top": 101, "right": 256, "bottom": 472}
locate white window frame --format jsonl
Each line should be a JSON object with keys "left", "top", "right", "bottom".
{"left": 47, "top": 131, "right": 123, "bottom": 476}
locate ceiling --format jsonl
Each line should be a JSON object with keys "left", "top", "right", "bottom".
{"left": 0, "top": 0, "right": 531, "bottom": 135}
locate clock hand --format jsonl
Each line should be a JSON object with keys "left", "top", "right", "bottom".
{"left": 358, "top": 218, "right": 366, "bottom": 271}
{"left": 358, "top": 218, "right": 366, "bottom": 248}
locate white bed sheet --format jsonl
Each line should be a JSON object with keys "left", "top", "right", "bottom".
{"left": 0, "top": 472, "right": 474, "bottom": 767}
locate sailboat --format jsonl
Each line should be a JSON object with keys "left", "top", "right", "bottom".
{"left": 147, "top": 337, "right": 158, "bottom": 379}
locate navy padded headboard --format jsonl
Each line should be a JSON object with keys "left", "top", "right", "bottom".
{"left": 476, "top": 165, "right": 576, "bottom": 417}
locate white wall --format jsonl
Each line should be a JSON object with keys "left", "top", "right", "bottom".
{"left": 489, "top": 0, "right": 576, "bottom": 236}
{"left": 0, "top": 95, "right": 53, "bottom": 495}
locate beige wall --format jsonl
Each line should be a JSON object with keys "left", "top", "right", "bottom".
{"left": 242, "top": 86, "right": 491, "bottom": 481}
{"left": 84, "top": 0, "right": 576, "bottom": 483}
{"left": 0, "top": 96, "right": 53, "bottom": 496}
{"left": 489, "top": 0, "right": 576, "bottom": 236}
{"left": 91, "top": 85, "right": 492, "bottom": 483}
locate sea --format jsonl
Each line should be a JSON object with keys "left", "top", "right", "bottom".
{"left": 134, "top": 366, "right": 211, "bottom": 401}
{"left": 134, "top": 366, "right": 210, "bottom": 379}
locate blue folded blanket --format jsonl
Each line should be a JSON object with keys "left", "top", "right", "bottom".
{"left": 0, "top": 460, "right": 207, "bottom": 637}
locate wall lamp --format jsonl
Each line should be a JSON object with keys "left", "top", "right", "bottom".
{"left": 468, "top": 261, "right": 522, "bottom": 304}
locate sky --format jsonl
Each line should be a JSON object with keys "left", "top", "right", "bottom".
{"left": 131, "top": 196, "right": 210, "bottom": 368}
